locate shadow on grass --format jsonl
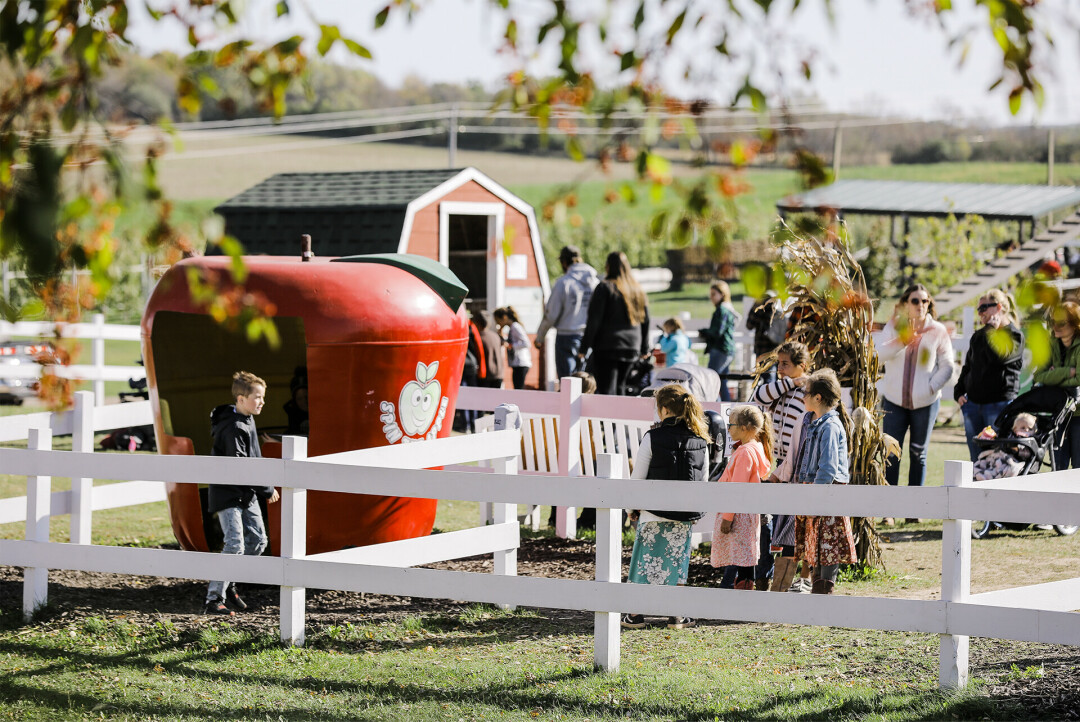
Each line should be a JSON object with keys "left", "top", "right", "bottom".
{"left": 0, "top": 631, "right": 1017, "bottom": 721}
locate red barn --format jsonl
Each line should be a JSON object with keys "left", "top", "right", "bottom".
{"left": 216, "top": 167, "right": 551, "bottom": 386}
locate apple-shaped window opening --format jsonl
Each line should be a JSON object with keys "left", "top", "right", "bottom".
{"left": 150, "top": 311, "right": 309, "bottom": 457}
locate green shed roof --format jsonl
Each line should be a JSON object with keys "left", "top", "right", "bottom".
{"left": 333, "top": 253, "right": 469, "bottom": 312}
{"left": 777, "top": 179, "right": 1080, "bottom": 222}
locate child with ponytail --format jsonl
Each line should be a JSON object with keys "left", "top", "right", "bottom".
{"left": 622, "top": 384, "right": 711, "bottom": 630}
{"left": 710, "top": 405, "right": 774, "bottom": 590}
{"left": 790, "top": 368, "right": 857, "bottom": 595}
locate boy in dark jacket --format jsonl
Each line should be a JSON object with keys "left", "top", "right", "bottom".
{"left": 204, "top": 371, "right": 279, "bottom": 615}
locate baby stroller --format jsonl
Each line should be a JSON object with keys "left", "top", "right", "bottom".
{"left": 623, "top": 354, "right": 656, "bottom": 397}
{"left": 971, "top": 385, "right": 1079, "bottom": 539}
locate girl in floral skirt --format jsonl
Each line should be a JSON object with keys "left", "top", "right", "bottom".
{"left": 711, "top": 405, "right": 774, "bottom": 589}
{"left": 790, "top": 368, "right": 857, "bottom": 594}
{"left": 622, "top": 384, "right": 711, "bottom": 630}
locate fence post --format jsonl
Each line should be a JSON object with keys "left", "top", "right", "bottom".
{"left": 70, "top": 390, "right": 95, "bottom": 545}
{"left": 492, "top": 404, "right": 521, "bottom": 609}
{"left": 556, "top": 375, "right": 582, "bottom": 540}
{"left": 92, "top": 313, "right": 106, "bottom": 406}
{"left": 492, "top": 452, "right": 520, "bottom": 611}
{"left": 280, "top": 436, "right": 308, "bottom": 646}
{"left": 940, "top": 459, "right": 972, "bottom": 690}
{"left": 594, "top": 452, "right": 623, "bottom": 672}
{"left": 24, "top": 426, "right": 53, "bottom": 621}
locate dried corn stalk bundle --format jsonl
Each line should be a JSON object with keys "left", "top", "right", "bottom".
{"left": 771, "top": 221, "right": 889, "bottom": 569}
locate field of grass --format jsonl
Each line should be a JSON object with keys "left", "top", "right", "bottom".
{"left": 0, "top": 607, "right": 1031, "bottom": 721}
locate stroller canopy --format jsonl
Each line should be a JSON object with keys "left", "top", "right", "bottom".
{"left": 641, "top": 363, "right": 723, "bottom": 403}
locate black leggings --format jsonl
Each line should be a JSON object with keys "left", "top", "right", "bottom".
{"left": 590, "top": 356, "right": 635, "bottom": 396}
{"left": 511, "top": 366, "right": 529, "bottom": 389}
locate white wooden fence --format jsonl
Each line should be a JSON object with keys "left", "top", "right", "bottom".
{"left": 1, "top": 386, "right": 1079, "bottom": 691}
{"left": 0, "top": 314, "right": 144, "bottom": 406}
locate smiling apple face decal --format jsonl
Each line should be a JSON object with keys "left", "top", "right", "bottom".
{"left": 380, "top": 361, "right": 450, "bottom": 444}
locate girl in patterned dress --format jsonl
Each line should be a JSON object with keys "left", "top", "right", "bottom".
{"left": 621, "top": 384, "right": 711, "bottom": 630}
{"left": 710, "top": 405, "right": 774, "bottom": 589}
{"left": 791, "top": 368, "right": 857, "bottom": 595}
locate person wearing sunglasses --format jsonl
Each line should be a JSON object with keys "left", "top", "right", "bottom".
{"left": 954, "top": 289, "right": 1024, "bottom": 463}
{"left": 1033, "top": 301, "right": 1080, "bottom": 469}
{"left": 877, "top": 284, "right": 957, "bottom": 522}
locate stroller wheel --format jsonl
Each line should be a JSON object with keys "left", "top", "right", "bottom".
{"left": 971, "top": 520, "right": 994, "bottom": 539}
{"left": 1053, "top": 524, "right": 1079, "bottom": 537}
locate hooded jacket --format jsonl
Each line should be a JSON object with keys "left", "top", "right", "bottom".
{"left": 717, "top": 438, "right": 771, "bottom": 522}
{"left": 207, "top": 403, "right": 275, "bottom": 514}
{"left": 535, "top": 262, "right": 600, "bottom": 338}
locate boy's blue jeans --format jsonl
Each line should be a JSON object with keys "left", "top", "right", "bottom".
{"left": 206, "top": 496, "right": 267, "bottom": 603}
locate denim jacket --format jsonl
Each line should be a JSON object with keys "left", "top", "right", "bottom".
{"left": 793, "top": 409, "right": 850, "bottom": 485}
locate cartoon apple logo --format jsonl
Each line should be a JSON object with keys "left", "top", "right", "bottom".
{"left": 398, "top": 361, "right": 442, "bottom": 436}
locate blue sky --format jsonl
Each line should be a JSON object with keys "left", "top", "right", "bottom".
{"left": 130, "top": 1, "right": 1079, "bottom": 125}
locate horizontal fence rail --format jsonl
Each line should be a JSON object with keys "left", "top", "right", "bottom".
{"left": 1, "top": 386, "right": 1078, "bottom": 690}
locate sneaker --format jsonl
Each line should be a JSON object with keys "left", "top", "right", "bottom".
{"left": 667, "top": 616, "right": 695, "bottom": 629}
{"left": 225, "top": 586, "right": 248, "bottom": 612}
{"left": 203, "top": 599, "right": 234, "bottom": 616}
{"left": 620, "top": 614, "right": 646, "bottom": 629}
{"left": 788, "top": 578, "right": 811, "bottom": 594}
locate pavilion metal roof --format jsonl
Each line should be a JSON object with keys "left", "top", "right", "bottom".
{"left": 776, "top": 179, "right": 1080, "bottom": 222}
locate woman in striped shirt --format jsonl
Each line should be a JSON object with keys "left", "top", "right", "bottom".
{"left": 753, "top": 341, "right": 812, "bottom": 593}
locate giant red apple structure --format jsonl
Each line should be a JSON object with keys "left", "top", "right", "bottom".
{"left": 141, "top": 253, "right": 470, "bottom": 555}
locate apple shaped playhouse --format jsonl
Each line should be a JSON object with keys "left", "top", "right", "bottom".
{"left": 141, "top": 252, "right": 470, "bottom": 556}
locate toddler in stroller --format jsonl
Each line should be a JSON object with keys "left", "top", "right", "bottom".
{"left": 973, "top": 412, "right": 1036, "bottom": 481}
{"left": 970, "top": 385, "right": 1079, "bottom": 538}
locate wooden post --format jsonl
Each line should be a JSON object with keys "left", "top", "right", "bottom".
{"left": 1048, "top": 128, "right": 1055, "bottom": 186}
{"left": 556, "top": 376, "right": 582, "bottom": 539}
{"left": 92, "top": 313, "right": 106, "bottom": 406}
{"left": 940, "top": 459, "right": 972, "bottom": 689}
{"left": 24, "top": 427, "right": 53, "bottom": 621}
{"left": 594, "top": 453, "right": 623, "bottom": 672}
{"left": 70, "top": 390, "right": 94, "bottom": 545}
{"left": 492, "top": 453, "right": 519, "bottom": 611}
{"left": 280, "top": 435, "right": 308, "bottom": 647}
{"left": 448, "top": 103, "right": 458, "bottom": 168}
{"left": 832, "top": 124, "right": 843, "bottom": 180}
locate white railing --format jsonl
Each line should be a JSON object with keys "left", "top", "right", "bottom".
{"left": 0, "top": 393, "right": 157, "bottom": 539}
{"left": 1, "top": 389, "right": 1079, "bottom": 689}
{"left": 2, "top": 415, "right": 1079, "bottom": 688}
{"left": 0, "top": 314, "right": 145, "bottom": 406}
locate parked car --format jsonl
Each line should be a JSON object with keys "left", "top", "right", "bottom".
{"left": 0, "top": 342, "right": 50, "bottom": 405}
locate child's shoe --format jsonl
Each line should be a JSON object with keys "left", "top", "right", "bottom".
{"left": 620, "top": 614, "right": 646, "bottom": 629}
{"left": 203, "top": 598, "right": 234, "bottom": 616}
{"left": 225, "top": 586, "right": 248, "bottom": 612}
{"left": 667, "top": 616, "right": 695, "bottom": 629}
{"left": 788, "top": 578, "right": 811, "bottom": 594}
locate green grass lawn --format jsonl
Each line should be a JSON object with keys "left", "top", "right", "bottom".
{"left": 0, "top": 610, "right": 1019, "bottom": 721}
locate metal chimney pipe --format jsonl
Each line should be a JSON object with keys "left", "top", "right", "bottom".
{"left": 301, "top": 234, "right": 313, "bottom": 262}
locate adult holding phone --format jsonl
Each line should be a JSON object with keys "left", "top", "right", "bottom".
{"left": 954, "top": 289, "right": 1023, "bottom": 462}
{"left": 877, "top": 284, "right": 956, "bottom": 522}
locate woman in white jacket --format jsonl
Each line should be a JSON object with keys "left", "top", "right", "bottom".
{"left": 877, "top": 284, "right": 956, "bottom": 505}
